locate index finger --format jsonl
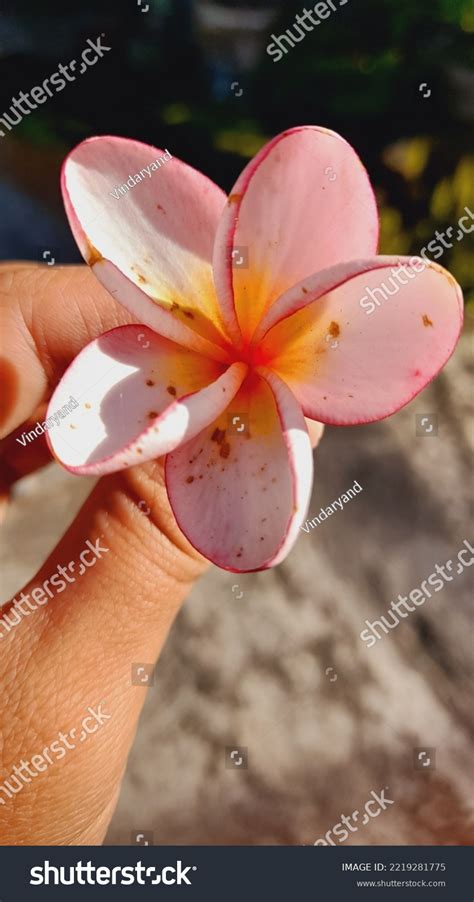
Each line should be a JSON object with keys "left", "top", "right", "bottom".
{"left": 0, "top": 263, "right": 134, "bottom": 439}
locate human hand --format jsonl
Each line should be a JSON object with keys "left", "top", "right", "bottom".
{"left": 0, "top": 262, "right": 209, "bottom": 845}
{"left": 0, "top": 261, "right": 324, "bottom": 845}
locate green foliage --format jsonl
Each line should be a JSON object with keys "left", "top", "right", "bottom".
{"left": 1, "top": 0, "right": 471, "bottom": 295}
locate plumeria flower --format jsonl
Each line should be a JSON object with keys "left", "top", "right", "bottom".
{"left": 48, "top": 127, "right": 463, "bottom": 572}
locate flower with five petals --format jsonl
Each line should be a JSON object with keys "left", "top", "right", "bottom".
{"left": 48, "top": 127, "right": 463, "bottom": 571}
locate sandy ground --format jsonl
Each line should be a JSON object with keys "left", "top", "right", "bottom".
{"left": 1, "top": 325, "right": 473, "bottom": 845}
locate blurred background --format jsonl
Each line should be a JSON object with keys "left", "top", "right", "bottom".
{"left": 0, "top": 0, "right": 473, "bottom": 844}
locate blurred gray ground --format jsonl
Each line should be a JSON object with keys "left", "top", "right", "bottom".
{"left": 1, "top": 326, "right": 473, "bottom": 846}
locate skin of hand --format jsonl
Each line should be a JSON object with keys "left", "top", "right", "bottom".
{"left": 0, "top": 263, "right": 323, "bottom": 846}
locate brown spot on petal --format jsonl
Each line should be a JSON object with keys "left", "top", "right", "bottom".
{"left": 328, "top": 320, "right": 340, "bottom": 338}
{"left": 422, "top": 314, "right": 433, "bottom": 327}
{"left": 85, "top": 242, "right": 103, "bottom": 267}
{"left": 228, "top": 193, "right": 242, "bottom": 204}
{"left": 186, "top": 476, "right": 194, "bottom": 484}
{"left": 219, "top": 442, "right": 230, "bottom": 459}
{"left": 146, "top": 379, "right": 155, "bottom": 387}
{"left": 167, "top": 385, "right": 177, "bottom": 396}
{"left": 184, "top": 310, "right": 195, "bottom": 319}
{"left": 156, "top": 204, "right": 166, "bottom": 213}
{"left": 211, "top": 427, "right": 226, "bottom": 444}
{"left": 137, "top": 274, "right": 147, "bottom": 284}
{"left": 148, "top": 411, "right": 158, "bottom": 419}
{"left": 84, "top": 403, "right": 91, "bottom": 409}
{"left": 302, "top": 287, "right": 308, "bottom": 295}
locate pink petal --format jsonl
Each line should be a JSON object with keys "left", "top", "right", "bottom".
{"left": 62, "top": 135, "right": 237, "bottom": 352}
{"left": 253, "top": 256, "right": 388, "bottom": 343}
{"left": 259, "top": 258, "right": 463, "bottom": 425}
{"left": 94, "top": 259, "right": 231, "bottom": 364}
{"left": 213, "top": 126, "right": 378, "bottom": 343}
{"left": 46, "top": 324, "right": 247, "bottom": 475}
{"left": 165, "top": 369, "right": 313, "bottom": 572}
